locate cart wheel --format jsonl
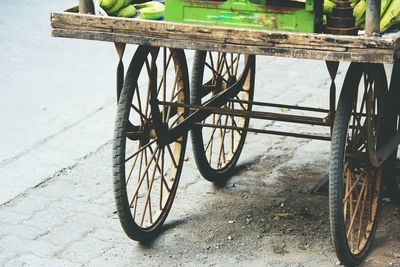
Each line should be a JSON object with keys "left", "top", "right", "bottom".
{"left": 191, "top": 51, "right": 255, "bottom": 183}
{"left": 330, "top": 63, "right": 388, "bottom": 265}
{"left": 385, "top": 60, "right": 400, "bottom": 206}
{"left": 113, "top": 46, "right": 189, "bottom": 241}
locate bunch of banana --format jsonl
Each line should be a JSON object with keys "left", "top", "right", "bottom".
{"left": 99, "top": 0, "right": 137, "bottom": 17}
{"left": 324, "top": 0, "right": 335, "bottom": 15}
{"left": 134, "top": 1, "right": 165, "bottom": 20}
{"left": 98, "top": 0, "right": 165, "bottom": 20}
{"left": 353, "top": 0, "right": 366, "bottom": 27}
{"left": 381, "top": 0, "right": 400, "bottom": 32}
{"left": 323, "top": 0, "right": 400, "bottom": 32}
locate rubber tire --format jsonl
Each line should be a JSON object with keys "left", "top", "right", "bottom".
{"left": 113, "top": 46, "right": 189, "bottom": 241}
{"left": 385, "top": 60, "right": 400, "bottom": 206}
{"left": 190, "top": 51, "right": 255, "bottom": 184}
{"left": 329, "top": 63, "right": 385, "bottom": 266}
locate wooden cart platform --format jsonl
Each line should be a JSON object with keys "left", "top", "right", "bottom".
{"left": 51, "top": 12, "right": 400, "bottom": 64}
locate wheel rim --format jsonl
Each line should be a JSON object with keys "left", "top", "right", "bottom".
{"left": 122, "top": 47, "right": 187, "bottom": 230}
{"left": 199, "top": 52, "right": 252, "bottom": 171}
{"left": 342, "top": 65, "right": 386, "bottom": 255}
{"left": 386, "top": 60, "right": 400, "bottom": 204}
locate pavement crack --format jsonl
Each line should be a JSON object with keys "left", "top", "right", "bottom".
{"left": 33, "top": 230, "right": 50, "bottom": 240}
{"left": 0, "top": 100, "right": 113, "bottom": 168}
{"left": 0, "top": 140, "right": 112, "bottom": 208}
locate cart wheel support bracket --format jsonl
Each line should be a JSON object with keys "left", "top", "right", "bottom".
{"left": 326, "top": 61, "right": 339, "bottom": 132}
{"left": 115, "top": 42, "right": 126, "bottom": 103}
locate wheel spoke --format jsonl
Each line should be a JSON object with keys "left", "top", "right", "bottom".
{"left": 208, "top": 51, "right": 217, "bottom": 82}
{"left": 343, "top": 171, "right": 363, "bottom": 203}
{"left": 126, "top": 150, "right": 140, "bottom": 184}
{"left": 234, "top": 54, "right": 241, "bottom": 76}
{"left": 164, "top": 66, "right": 180, "bottom": 123}
{"left": 143, "top": 148, "right": 153, "bottom": 225}
{"left": 129, "top": 146, "right": 159, "bottom": 208}
{"left": 223, "top": 53, "right": 232, "bottom": 78}
{"left": 170, "top": 113, "right": 184, "bottom": 128}
{"left": 217, "top": 114, "right": 229, "bottom": 168}
{"left": 131, "top": 104, "right": 147, "bottom": 122}
{"left": 148, "top": 145, "right": 171, "bottom": 195}
{"left": 125, "top": 139, "right": 157, "bottom": 163}
{"left": 347, "top": 172, "right": 368, "bottom": 239}
{"left": 140, "top": 149, "right": 161, "bottom": 227}
{"left": 159, "top": 148, "right": 165, "bottom": 210}
{"left": 356, "top": 176, "right": 369, "bottom": 250}
{"left": 204, "top": 62, "right": 229, "bottom": 84}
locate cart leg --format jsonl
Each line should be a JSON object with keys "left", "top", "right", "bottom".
{"left": 190, "top": 51, "right": 255, "bottom": 184}
{"left": 113, "top": 46, "right": 190, "bottom": 240}
{"left": 329, "top": 63, "right": 388, "bottom": 265}
{"left": 326, "top": 61, "right": 339, "bottom": 132}
{"left": 115, "top": 42, "right": 126, "bottom": 102}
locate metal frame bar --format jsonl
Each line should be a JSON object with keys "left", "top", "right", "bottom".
{"left": 159, "top": 101, "right": 331, "bottom": 126}
{"left": 79, "top": 0, "right": 94, "bottom": 14}
{"left": 365, "top": 0, "right": 381, "bottom": 36}
{"left": 230, "top": 99, "right": 330, "bottom": 113}
{"left": 195, "top": 123, "right": 331, "bottom": 141}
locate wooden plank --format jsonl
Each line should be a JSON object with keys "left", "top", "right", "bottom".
{"left": 52, "top": 28, "right": 395, "bottom": 64}
{"left": 51, "top": 12, "right": 399, "bottom": 50}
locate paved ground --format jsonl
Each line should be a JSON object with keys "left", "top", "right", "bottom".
{"left": 0, "top": 0, "right": 119, "bottom": 203}
{"left": 1, "top": 2, "right": 399, "bottom": 266}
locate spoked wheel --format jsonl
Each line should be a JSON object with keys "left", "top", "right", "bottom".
{"left": 113, "top": 46, "right": 189, "bottom": 241}
{"left": 385, "top": 60, "right": 400, "bottom": 206}
{"left": 191, "top": 51, "right": 255, "bottom": 183}
{"left": 330, "top": 63, "right": 388, "bottom": 265}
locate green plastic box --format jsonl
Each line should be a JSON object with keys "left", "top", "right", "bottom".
{"left": 165, "top": 0, "right": 323, "bottom": 33}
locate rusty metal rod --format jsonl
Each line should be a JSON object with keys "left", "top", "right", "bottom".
{"left": 195, "top": 123, "right": 331, "bottom": 141}
{"left": 365, "top": 0, "right": 381, "bottom": 36}
{"left": 372, "top": 131, "right": 400, "bottom": 167}
{"left": 229, "top": 99, "right": 330, "bottom": 113}
{"left": 158, "top": 101, "right": 331, "bottom": 126}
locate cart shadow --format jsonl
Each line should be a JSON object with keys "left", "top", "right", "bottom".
{"left": 138, "top": 219, "right": 187, "bottom": 247}
{"left": 212, "top": 160, "right": 256, "bottom": 188}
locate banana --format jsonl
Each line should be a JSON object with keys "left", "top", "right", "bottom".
{"left": 381, "top": 0, "right": 400, "bottom": 32}
{"left": 324, "top": 0, "right": 335, "bottom": 15}
{"left": 381, "top": 0, "right": 391, "bottom": 15}
{"left": 353, "top": 0, "right": 366, "bottom": 27}
{"left": 117, "top": 5, "right": 137, "bottom": 17}
{"left": 351, "top": 0, "right": 360, "bottom": 7}
{"left": 123, "top": 0, "right": 133, "bottom": 8}
{"left": 99, "top": 0, "right": 117, "bottom": 10}
{"left": 135, "top": 2, "right": 165, "bottom": 20}
{"left": 107, "top": 0, "right": 126, "bottom": 14}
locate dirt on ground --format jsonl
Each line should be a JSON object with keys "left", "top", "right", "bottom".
{"left": 135, "top": 137, "right": 400, "bottom": 267}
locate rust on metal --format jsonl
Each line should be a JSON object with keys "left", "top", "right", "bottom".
{"left": 194, "top": 122, "right": 331, "bottom": 141}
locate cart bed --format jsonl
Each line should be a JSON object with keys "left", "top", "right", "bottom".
{"left": 51, "top": 12, "right": 400, "bottom": 64}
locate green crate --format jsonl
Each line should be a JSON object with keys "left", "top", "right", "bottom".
{"left": 165, "top": 0, "right": 323, "bottom": 33}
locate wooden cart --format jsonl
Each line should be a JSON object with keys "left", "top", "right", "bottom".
{"left": 51, "top": 2, "right": 400, "bottom": 265}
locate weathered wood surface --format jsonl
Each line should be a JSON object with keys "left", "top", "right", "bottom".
{"left": 51, "top": 12, "right": 400, "bottom": 64}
